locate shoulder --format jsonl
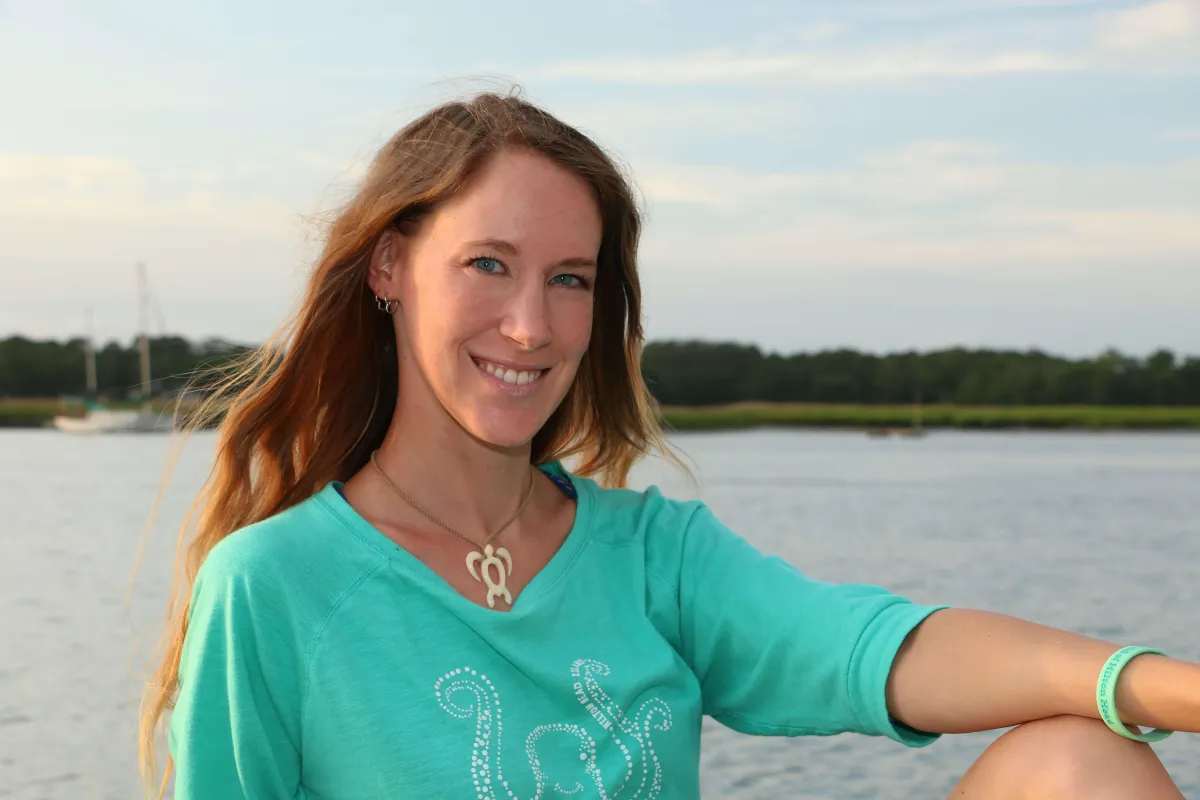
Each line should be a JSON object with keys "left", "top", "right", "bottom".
{"left": 193, "top": 484, "right": 390, "bottom": 627}
{"left": 568, "top": 470, "right": 727, "bottom": 594}
{"left": 572, "top": 473, "right": 706, "bottom": 546}
{"left": 177, "top": 487, "right": 392, "bottom": 730}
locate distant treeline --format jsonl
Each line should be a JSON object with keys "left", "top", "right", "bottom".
{"left": 643, "top": 341, "right": 1200, "bottom": 406}
{"left": 0, "top": 335, "right": 254, "bottom": 399}
{"left": 2, "top": 335, "right": 1199, "bottom": 407}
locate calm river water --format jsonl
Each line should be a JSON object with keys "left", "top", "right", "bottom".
{"left": 1, "top": 429, "right": 1197, "bottom": 798}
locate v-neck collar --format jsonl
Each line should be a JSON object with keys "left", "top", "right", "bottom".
{"left": 315, "top": 462, "right": 594, "bottom": 618}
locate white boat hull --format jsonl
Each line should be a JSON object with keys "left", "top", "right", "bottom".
{"left": 52, "top": 408, "right": 170, "bottom": 434}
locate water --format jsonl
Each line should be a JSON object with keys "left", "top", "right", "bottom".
{"left": 1, "top": 428, "right": 1197, "bottom": 799}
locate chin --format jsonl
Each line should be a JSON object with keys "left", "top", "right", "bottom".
{"left": 461, "top": 408, "right": 550, "bottom": 450}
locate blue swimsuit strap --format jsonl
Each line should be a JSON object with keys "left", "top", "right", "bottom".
{"left": 538, "top": 467, "right": 578, "bottom": 500}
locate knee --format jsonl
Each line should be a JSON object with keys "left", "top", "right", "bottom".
{"left": 990, "top": 715, "right": 1153, "bottom": 799}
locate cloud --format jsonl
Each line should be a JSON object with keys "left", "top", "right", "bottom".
{"left": 638, "top": 142, "right": 1006, "bottom": 210}
{"left": 639, "top": 204, "right": 1200, "bottom": 286}
{"left": 555, "top": 97, "right": 810, "bottom": 152}
{"left": 536, "top": 48, "right": 1086, "bottom": 85}
{"left": 846, "top": 0, "right": 1110, "bottom": 17}
{"left": 0, "top": 153, "right": 295, "bottom": 234}
{"left": 0, "top": 154, "right": 143, "bottom": 204}
{"left": 631, "top": 142, "right": 1200, "bottom": 280}
{"left": 535, "top": 1, "right": 1200, "bottom": 89}
{"left": 0, "top": 152, "right": 306, "bottom": 309}
{"left": 797, "top": 20, "right": 847, "bottom": 43}
{"left": 1089, "top": 0, "right": 1200, "bottom": 74}
{"left": 1095, "top": 0, "right": 1200, "bottom": 56}
{"left": 1164, "top": 126, "right": 1200, "bottom": 141}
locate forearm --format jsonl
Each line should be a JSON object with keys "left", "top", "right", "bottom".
{"left": 886, "top": 608, "right": 1200, "bottom": 735}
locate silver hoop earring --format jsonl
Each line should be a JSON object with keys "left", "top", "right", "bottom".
{"left": 375, "top": 294, "right": 399, "bottom": 315}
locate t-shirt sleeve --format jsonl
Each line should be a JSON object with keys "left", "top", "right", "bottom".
{"left": 168, "top": 539, "right": 307, "bottom": 799}
{"left": 673, "top": 502, "right": 947, "bottom": 746}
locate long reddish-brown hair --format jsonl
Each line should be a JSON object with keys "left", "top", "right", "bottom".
{"left": 138, "top": 90, "right": 677, "bottom": 794}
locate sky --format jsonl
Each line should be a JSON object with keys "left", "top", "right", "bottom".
{"left": 1, "top": 0, "right": 1198, "bottom": 358}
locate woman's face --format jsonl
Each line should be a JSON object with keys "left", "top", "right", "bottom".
{"left": 373, "top": 148, "right": 601, "bottom": 450}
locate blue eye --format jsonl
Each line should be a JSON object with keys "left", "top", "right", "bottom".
{"left": 472, "top": 256, "right": 503, "bottom": 274}
{"left": 551, "top": 274, "right": 589, "bottom": 289}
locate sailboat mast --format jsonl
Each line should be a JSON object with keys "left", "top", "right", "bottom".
{"left": 84, "top": 307, "right": 97, "bottom": 395}
{"left": 137, "top": 262, "right": 151, "bottom": 399}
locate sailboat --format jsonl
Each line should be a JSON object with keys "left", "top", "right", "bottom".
{"left": 53, "top": 263, "right": 171, "bottom": 434}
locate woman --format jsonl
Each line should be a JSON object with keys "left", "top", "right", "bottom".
{"left": 140, "top": 93, "right": 1197, "bottom": 799}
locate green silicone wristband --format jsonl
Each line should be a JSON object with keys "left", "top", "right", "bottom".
{"left": 1096, "top": 646, "right": 1173, "bottom": 743}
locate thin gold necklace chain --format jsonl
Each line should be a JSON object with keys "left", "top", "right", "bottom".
{"left": 368, "top": 450, "right": 536, "bottom": 550}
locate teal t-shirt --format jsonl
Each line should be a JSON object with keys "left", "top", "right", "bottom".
{"left": 169, "top": 465, "right": 945, "bottom": 799}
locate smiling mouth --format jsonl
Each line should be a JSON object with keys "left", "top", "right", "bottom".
{"left": 472, "top": 357, "right": 548, "bottom": 386}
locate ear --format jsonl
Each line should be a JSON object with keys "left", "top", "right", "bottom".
{"left": 367, "top": 228, "right": 405, "bottom": 299}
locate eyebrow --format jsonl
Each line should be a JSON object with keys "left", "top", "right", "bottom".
{"left": 465, "top": 238, "right": 597, "bottom": 270}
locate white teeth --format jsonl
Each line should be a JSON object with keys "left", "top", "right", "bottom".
{"left": 478, "top": 359, "right": 543, "bottom": 386}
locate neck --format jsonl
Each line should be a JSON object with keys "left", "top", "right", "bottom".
{"left": 370, "top": 394, "right": 536, "bottom": 538}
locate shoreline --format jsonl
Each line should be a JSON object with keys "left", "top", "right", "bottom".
{"left": 4, "top": 399, "right": 1200, "bottom": 431}
{"left": 659, "top": 403, "right": 1200, "bottom": 431}
{"left": 0, "top": 399, "right": 189, "bottom": 429}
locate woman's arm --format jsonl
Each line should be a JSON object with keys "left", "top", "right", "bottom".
{"left": 885, "top": 608, "right": 1200, "bottom": 735}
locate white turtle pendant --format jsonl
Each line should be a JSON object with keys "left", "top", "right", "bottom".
{"left": 465, "top": 544, "right": 514, "bottom": 608}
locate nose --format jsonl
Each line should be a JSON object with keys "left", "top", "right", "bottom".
{"left": 499, "top": 280, "right": 552, "bottom": 351}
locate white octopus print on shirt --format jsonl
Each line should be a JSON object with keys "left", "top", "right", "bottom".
{"left": 434, "top": 659, "right": 674, "bottom": 799}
